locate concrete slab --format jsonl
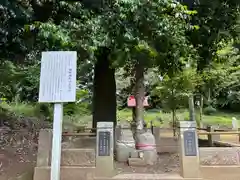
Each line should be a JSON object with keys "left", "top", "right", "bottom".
{"left": 112, "top": 173, "right": 184, "bottom": 179}
{"left": 128, "top": 157, "right": 146, "bottom": 166}
{"left": 94, "top": 173, "right": 201, "bottom": 180}
{"left": 60, "top": 148, "right": 95, "bottom": 166}
{"left": 67, "top": 137, "right": 96, "bottom": 149}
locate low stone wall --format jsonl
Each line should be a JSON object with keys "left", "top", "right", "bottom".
{"left": 199, "top": 147, "right": 240, "bottom": 179}
{"left": 199, "top": 147, "right": 240, "bottom": 165}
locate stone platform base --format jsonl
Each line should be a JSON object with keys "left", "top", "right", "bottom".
{"left": 94, "top": 173, "right": 202, "bottom": 180}
{"left": 34, "top": 167, "right": 203, "bottom": 180}
{"left": 201, "top": 166, "right": 240, "bottom": 180}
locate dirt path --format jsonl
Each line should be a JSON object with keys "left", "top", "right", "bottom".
{"left": 116, "top": 153, "right": 179, "bottom": 174}
{"left": 0, "top": 147, "right": 37, "bottom": 180}
{"left": 0, "top": 128, "right": 38, "bottom": 180}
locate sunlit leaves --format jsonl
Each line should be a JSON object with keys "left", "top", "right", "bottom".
{"left": 187, "top": 0, "right": 240, "bottom": 69}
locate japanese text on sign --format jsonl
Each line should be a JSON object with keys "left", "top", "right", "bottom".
{"left": 38, "top": 51, "right": 77, "bottom": 103}
{"left": 98, "top": 131, "right": 110, "bottom": 156}
{"left": 184, "top": 130, "right": 197, "bottom": 156}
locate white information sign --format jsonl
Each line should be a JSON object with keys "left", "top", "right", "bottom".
{"left": 39, "top": 51, "right": 77, "bottom": 103}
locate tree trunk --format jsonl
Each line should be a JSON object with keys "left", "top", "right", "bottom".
{"left": 188, "top": 95, "right": 195, "bottom": 122}
{"left": 207, "top": 87, "right": 211, "bottom": 103}
{"left": 172, "top": 108, "right": 176, "bottom": 137}
{"left": 171, "top": 87, "right": 176, "bottom": 136}
{"left": 199, "top": 94, "right": 203, "bottom": 127}
{"left": 133, "top": 62, "right": 145, "bottom": 132}
{"left": 92, "top": 49, "right": 116, "bottom": 131}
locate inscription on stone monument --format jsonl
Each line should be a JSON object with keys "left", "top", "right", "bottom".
{"left": 98, "top": 131, "right": 110, "bottom": 156}
{"left": 184, "top": 130, "right": 197, "bottom": 156}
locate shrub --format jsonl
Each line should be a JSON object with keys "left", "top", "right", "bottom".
{"left": 64, "top": 89, "right": 91, "bottom": 115}
{"left": 203, "top": 106, "right": 217, "bottom": 115}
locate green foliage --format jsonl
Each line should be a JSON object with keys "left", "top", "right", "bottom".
{"left": 34, "top": 0, "right": 197, "bottom": 74}
{"left": 152, "top": 68, "right": 199, "bottom": 110}
{"left": 203, "top": 106, "right": 217, "bottom": 115}
{"left": 0, "top": 102, "right": 51, "bottom": 119}
{"left": 187, "top": 0, "right": 240, "bottom": 70}
{"left": 64, "top": 89, "right": 91, "bottom": 115}
{"left": 0, "top": 61, "right": 40, "bottom": 102}
{"left": 117, "top": 109, "right": 240, "bottom": 127}
{"left": 0, "top": 0, "right": 34, "bottom": 59}
{"left": 0, "top": 0, "right": 240, "bottom": 131}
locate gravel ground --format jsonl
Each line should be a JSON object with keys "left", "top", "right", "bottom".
{"left": 116, "top": 153, "right": 180, "bottom": 174}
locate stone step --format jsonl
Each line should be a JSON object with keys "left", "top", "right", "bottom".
{"left": 128, "top": 157, "right": 146, "bottom": 166}
{"left": 59, "top": 148, "right": 95, "bottom": 166}
{"left": 63, "top": 137, "right": 96, "bottom": 149}
{"left": 94, "top": 173, "right": 200, "bottom": 180}
{"left": 130, "top": 149, "right": 140, "bottom": 158}
{"left": 34, "top": 166, "right": 96, "bottom": 180}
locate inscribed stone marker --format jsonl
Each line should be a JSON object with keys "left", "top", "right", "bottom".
{"left": 184, "top": 130, "right": 197, "bottom": 156}
{"left": 96, "top": 122, "right": 114, "bottom": 177}
{"left": 178, "top": 121, "right": 201, "bottom": 179}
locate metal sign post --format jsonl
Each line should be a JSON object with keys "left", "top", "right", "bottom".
{"left": 38, "top": 51, "right": 77, "bottom": 180}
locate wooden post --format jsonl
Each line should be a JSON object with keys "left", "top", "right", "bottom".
{"left": 207, "top": 125, "right": 213, "bottom": 147}
{"left": 199, "top": 95, "right": 203, "bottom": 127}
{"left": 238, "top": 128, "right": 240, "bottom": 143}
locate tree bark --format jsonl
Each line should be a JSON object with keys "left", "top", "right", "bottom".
{"left": 199, "top": 94, "right": 203, "bottom": 128}
{"left": 172, "top": 108, "right": 176, "bottom": 137}
{"left": 92, "top": 48, "right": 116, "bottom": 130}
{"left": 188, "top": 95, "right": 195, "bottom": 122}
{"left": 133, "top": 62, "right": 145, "bottom": 131}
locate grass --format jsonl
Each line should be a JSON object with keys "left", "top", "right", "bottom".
{"left": 2, "top": 102, "right": 240, "bottom": 129}
{"left": 0, "top": 102, "right": 92, "bottom": 130}
{"left": 117, "top": 109, "right": 240, "bottom": 127}
{"left": 0, "top": 102, "right": 37, "bottom": 117}
{"left": 117, "top": 109, "right": 240, "bottom": 144}
{"left": 2, "top": 102, "right": 240, "bottom": 144}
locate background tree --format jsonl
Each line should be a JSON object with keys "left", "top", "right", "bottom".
{"left": 152, "top": 67, "right": 199, "bottom": 134}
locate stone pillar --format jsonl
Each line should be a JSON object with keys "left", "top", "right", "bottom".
{"left": 152, "top": 127, "right": 160, "bottom": 152}
{"left": 178, "top": 121, "right": 202, "bottom": 179}
{"left": 152, "top": 127, "right": 160, "bottom": 140}
{"left": 36, "top": 129, "right": 52, "bottom": 167}
{"left": 115, "top": 125, "right": 121, "bottom": 151}
{"left": 96, "top": 122, "right": 115, "bottom": 177}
